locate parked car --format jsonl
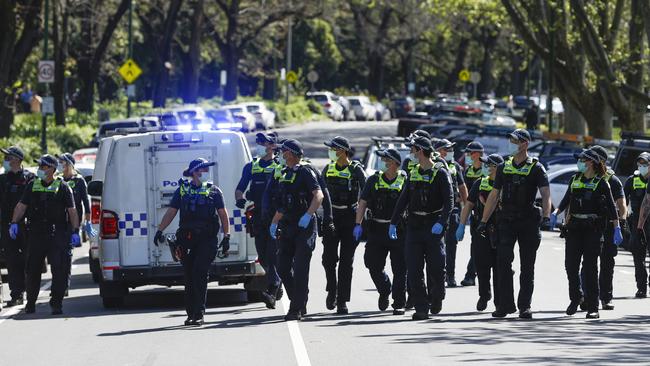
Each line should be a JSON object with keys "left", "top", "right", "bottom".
{"left": 90, "top": 117, "right": 158, "bottom": 146}
{"left": 223, "top": 105, "right": 256, "bottom": 132}
{"left": 306, "top": 91, "right": 344, "bottom": 121}
{"left": 390, "top": 96, "right": 416, "bottom": 118}
{"left": 362, "top": 136, "right": 411, "bottom": 175}
{"left": 613, "top": 132, "right": 650, "bottom": 180}
{"left": 334, "top": 95, "right": 356, "bottom": 121}
{"left": 348, "top": 96, "right": 377, "bottom": 121}
{"left": 240, "top": 102, "right": 276, "bottom": 129}
{"left": 206, "top": 108, "right": 242, "bottom": 131}
{"left": 536, "top": 166, "right": 578, "bottom": 227}
{"left": 374, "top": 102, "right": 391, "bottom": 121}
{"left": 72, "top": 147, "right": 97, "bottom": 165}
{"left": 171, "top": 105, "right": 209, "bottom": 124}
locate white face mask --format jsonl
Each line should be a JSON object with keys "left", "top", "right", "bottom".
{"left": 57, "top": 163, "right": 64, "bottom": 173}
{"left": 377, "top": 160, "right": 388, "bottom": 172}
{"left": 640, "top": 165, "right": 649, "bottom": 176}
{"left": 37, "top": 169, "right": 46, "bottom": 179}
{"left": 328, "top": 149, "right": 338, "bottom": 161}
{"left": 198, "top": 173, "right": 210, "bottom": 183}
{"left": 278, "top": 153, "right": 287, "bottom": 165}
{"left": 3, "top": 161, "right": 10, "bottom": 171}
{"left": 508, "top": 142, "right": 520, "bottom": 155}
{"left": 255, "top": 145, "right": 267, "bottom": 157}
{"left": 466, "top": 155, "right": 474, "bottom": 166}
{"left": 444, "top": 153, "right": 453, "bottom": 162}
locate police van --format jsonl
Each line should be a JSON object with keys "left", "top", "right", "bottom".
{"left": 88, "top": 128, "right": 265, "bottom": 308}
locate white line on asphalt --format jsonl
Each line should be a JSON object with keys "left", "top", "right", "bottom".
{"left": 619, "top": 270, "right": 633, "bottom": 275}
{"left": 281, "top": 297, "right": 312, "bottom": 366}
{"left": 0, "top": 281, "right": 52, "bottom": 325}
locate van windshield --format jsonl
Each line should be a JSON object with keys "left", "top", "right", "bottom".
{"left": 99, "top": 122, "right": 139, "bottom": 135}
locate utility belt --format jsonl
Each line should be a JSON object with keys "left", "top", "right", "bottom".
{"left": 498, "top": 205, "right": 541, "bottom": 222}
{"left": 26, "top": 221, "right": 67, "bottom": 236}
{"left": 332, "top": 202, "right": 357, "bottom": 210}
{"left": 176, "top": 225, "right": 217, "bottom": 248}
{"left": 566, "top": 214, "right": 605, "bottom": 231}
{"left": 407, "top": 210, "right": 441, "bottom": 228}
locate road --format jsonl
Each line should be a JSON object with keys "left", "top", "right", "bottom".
{"left": 1, "top": 121, "right": 649, "bottom": 365}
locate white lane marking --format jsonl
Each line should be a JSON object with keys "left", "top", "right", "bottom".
{"left": 0, "top": 281, "right": 52, "bottom": 324}
{"left": 619, "top": 270, "right": 633, "bottom": 275}
{"left": 281, "top": 297, "right": 312, "bottom": 366}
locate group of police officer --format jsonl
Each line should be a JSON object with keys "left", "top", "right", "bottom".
{"left": 0, "top": 146, "right": 95, "bottom": 315}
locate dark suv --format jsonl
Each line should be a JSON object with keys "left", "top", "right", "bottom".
{"left": 613, "top": 132, "right": 650, "bottom": 179}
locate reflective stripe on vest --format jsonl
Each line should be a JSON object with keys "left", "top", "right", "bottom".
{"left": 251, "top": 157, "right": 279, "bottom": 175}
{"left": 32, "top": 178, "right": 61, "bottom": 193}
{"left": 479, "top": 177, "right": 494, "bottom": 192}
{"left": 180, "top": 181, "right": 210, "bottom": 197}
{"left": 634, "top": 175, "right": 648, "bottom": 190}
{"left": 409, "top": 164, "right": 440, "bottom": 183}
{"left": 375, "top": 172, "right": 406, "bottom": 191}
{"left": 466, "top": 166, "right": 483, "bottom": 179}
{"left": 448, "top": 163, "right": 457, "bottom": 177}
{"left": 503, "top": 157, "right": 535, "bottom": 176}
{"left": 570, "top": 174, "right": 602, "bottom": 192}
{"left": 325, "top": 162, "right": 353, "bottom": 180}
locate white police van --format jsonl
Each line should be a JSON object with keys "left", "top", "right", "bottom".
{"left": 88, "top": 128, "right": 265, "bottom": 308}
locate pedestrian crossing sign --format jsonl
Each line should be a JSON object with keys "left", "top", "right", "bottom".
{"left": 118, "top": 59, "right": 142, "bottom": 84}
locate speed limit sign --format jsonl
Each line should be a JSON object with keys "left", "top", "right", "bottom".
{"left": 38, "top": 60, "right": 55, "bottom": 84}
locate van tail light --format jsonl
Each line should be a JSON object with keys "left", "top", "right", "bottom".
{"left": 91, "top": 199, "right": 101, "bottom": 224}
{"left": 324, "top": 102, "right": 331, "bottom": 108}
{"left": 100, "top": 210, "right": 119, "bottom": 239}
{"left": 404, "top": 105, "right": 411, "bottom": 112}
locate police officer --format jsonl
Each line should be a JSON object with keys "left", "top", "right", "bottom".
{"left": 57, "top": 153, "right": 95, "bottom": 240}
{"left": 586, "top": 145, "right": 626, "bottom": 309}
{"left": 434, "top": 139, "right": 467, "bottom": 287}
{"left": 235, "top": 133, "right": 282, "bottom": 308}
{"left": 390, "top": 136, "right": 453, "bottom": 320}
{"left": 624, "top": 152, "right": 650, "bottom": 298}
{"left": 269, "top": 139, "right": 324, "bottom": 321}
{"left": 10, "top": 154, "right": 79, "bottom": 315}
{"left": 0, "top": 146, "right": 35, "bottom": 306}
{"left": 154, "top": 158, "right": 230, "bottom": 326}
{"left": 479, "top": 129, "right": 552, "bottom": 319}
{"left": 457, "top": 154, "right": 502, "bottom": 311}
{"left": 460, "top": 141, "right": 485, "bottom": 286}
{"left": 552, "top": 149, "right": 622, "bottom": 319}
{"left": 354, "top": 148, "right": 407, "bottom": 315}
{"left": 402, "top": 130, "right": 443, "bottom": 172}
{"left": 322, "top": 136, "right": 367, "bottom": 314}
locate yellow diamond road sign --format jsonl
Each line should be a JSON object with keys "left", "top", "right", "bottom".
{"left": 118, "top": 59, "right": 142, "bottom": 84}
{"left": 458, "top": 69, "right": 470, "bottom": 82}
{"left": 286, "top": 71, "right": 298, "bottom": 84}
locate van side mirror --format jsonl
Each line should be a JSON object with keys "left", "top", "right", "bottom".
{"left": 88, "top": 181, "right": 103, "bottom": 196}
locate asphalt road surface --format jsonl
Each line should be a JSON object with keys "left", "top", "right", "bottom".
{"left": 1, "top": 121, "right": 649, "bottom": 365}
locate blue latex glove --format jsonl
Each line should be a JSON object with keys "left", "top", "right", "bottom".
{"left": 431, "top": 222, "right": 444, "bottom": 235}
{"left": 84, "top": 222, "right": 97, "bottom": 238}
{"left": 353, "top": 224, "right": 363, "bottom": 241}
{"left": 298, "top": 213, "right": 312, "bottom": 228}
{"left": 71, "top": 233, "right": 81, "bottom": 248}
{"left": 9, "top": 223, "right": 18, "bottom": 240}
{"left": 549, "top": 213, "right": 557, "bottom": 230}
{"left": 455, "top": 223, "right": 466, "bottom": 241}
{"left": 270, "top": 223, "right": 278, "bottom": 239}
{"left": 388, "top": 224, "right": 398, "bottom": 240}
{"left": 614, "top": 226, "right": 624, "bottom": 246}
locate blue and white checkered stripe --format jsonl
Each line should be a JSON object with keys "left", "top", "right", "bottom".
{"left": 229, "top": 209, "right": 246, "bottom": 232}
{"left": 118, "top": 213, "right": 148, "bottom": 237}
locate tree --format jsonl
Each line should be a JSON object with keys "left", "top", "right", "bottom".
{"left": 0, "top": 0, "right": 44, "bottom": 137}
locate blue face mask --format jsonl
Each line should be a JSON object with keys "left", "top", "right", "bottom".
{"left": 481, "top": 165, "right": 490, "bottom": 176}
{"left": 3, "top": 161, "right": 10, "bottom": 172}
{"left": 508, "top": 142, "right": 520, "bottom": 155}
{"left": 640, "top": 165, "right": 649, "bottom": 176}
{"left": 577, "top": 161, "right": 587, "bottom": 173}
{"left": 328, "top": 149, "right": 338, "bottom": 161}
{"left": 37, "top": 169, "right": 46, "bottom": 179}
{"left": 255, "top": 145, "right": 267, "bottom": 157}
{"left": 408, "top": 152, "right": 416, "bottom": 162}
{"left": 278, "top": 153, "right": 287, "bottom": 166}
{"left": 466, "top": 155, "right": 474, "bottom": 166}
{"left": 377, "top": 160, "right": 388, "bottom": 172}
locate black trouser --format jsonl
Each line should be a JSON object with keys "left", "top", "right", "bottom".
{"left": 406, "top": 220, "right": 446, "bottom": 314}
{"left": 252, "top": 209, "right": 281, "bottom": 294}
{"left": 364, "top": 221, "right": 406, "bottom": 309}
{"left": 1, "top": 221, "right": 27, "bottom": 299}
{"left": 471, "top": 223, "right": 499, "bottom": 306}
{"left": 444, "top": 208, "right": 460, "bottom": 281}
{"left": 25, "top": 226, "right": 69, "bottom": 306}
{"left": 496, "top": 214, "right": 541, "bottom": 311}
{"left": 322, "top": 208, "right": 358, "bottom": 303}
{"left": 629, "top": 215, "right": 650, "bottom": 292}
{"left": 277, "top": 216, "right": 317, "bottom": 313}
{"left": 580, "top": 222, "right": 616, "bottom": 302}
{"left": 566, "top": 220, "right": 603, "bottom": 312}
{"left": 180, "top": 236, "right": 218, "bottom": 319}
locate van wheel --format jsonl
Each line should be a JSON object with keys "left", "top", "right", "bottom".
{"left": 244, "top": 276, "right": 268, "bottom": 303}
{"left": 102, "top": 296, "right": 124, "bottom": 308}
{"left": 89, "top": 256, "right": 101, "bottom": 283}
{"left": 246, "top": 290, "right": 264, "bottom": 303}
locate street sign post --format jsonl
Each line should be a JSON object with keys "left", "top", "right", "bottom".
{"left": 41, "top": 96, "right": 54, "bottom": 115}
{"left": 118, "top": 59, "right": 142, "bottom": 84}
{"left": 470, "top": 71, "right": 481, "bottom": 99}
{"left": 307, "top": 70, "right": 318, "bottom": 91}
{"left": 38, "top": 61, "right": 55, "bottom": 84}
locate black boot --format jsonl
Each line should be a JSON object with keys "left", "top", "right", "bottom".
{"left": 336, "top": 302, "right": 349, "bottom": 315}
{"left": 326, "top": 291, "right": 337, "bottom": 310}
{"left": 601, "top": 300, "right": 614, "bottom": 310}
{"left": 476, "top": 297, "right": 490, "bottom": 312}
{"left": 378, "top": 293, "right": 390, "bottom": 311}
{"left": 566, "top": 298, "right": 583, "bottom": 315}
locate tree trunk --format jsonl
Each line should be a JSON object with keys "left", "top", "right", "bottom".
{"left": 367, "top": 52, "right": 385, "bottom": 98}
{"left": 445, "top": 37, "right": 469, "bottom": 93}
{"left": 620, "top": 0, "right": 645, "bottom": 133}
{"left": 52, "top": 0, "right": 66, "bottom": 125}
{"left": 477, "top": 27, "right": 499, "bottom": 97}
{"left": 563, "top": 99, "right": 587, "bottom": 135}
{"left": 152, "top": 0, "right": 183, "bottom": 108}
{"left": 75, "top": 1, "right": 94, "bottom": 113}
{"left": 184, "top": 0, "right": 203, "bottom": 104}
{"left": 223, "top": 46, "right": 239, "bottom": 102}
{"left": 585, "top": 99, "right": 613, "bottom": 139}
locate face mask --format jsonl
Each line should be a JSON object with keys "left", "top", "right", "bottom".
{"left": 481, "top": 165, "right": 490, "bottom": 176}
{"left": 508, "top": 142, "right": 520, "bottom": 155}
{"left": 57, "top": 163, "right": 64, "bottom": 173}
{"left": 408, "top": 152, "right": 416, "bottom": 162}
{"left": 198, "top": 173, "right": 210, "bottom": 183}
{"left": 328, "top": 149, "right": 338, "bottom": 161}
{"left": 444, "top": 153, "right": 453, "bottom": 162}
{"left": 37, "top": 169, "right": 46, "bottom": 179}
{"left": 640, "top": 165, "right": 649, "bottom": 176}
{"left": 255, "top": 145, "right": 267, "bottom": 157}
{"left": 577, "top": 161, "right": 587, "bottom": 173}
{"left": 466, "top": 155, "right": 474, "bottom": 166}
{"left": 377, "top": 160, "right": 388, "bottom": 172}
{"left": 278, "top": 153, "right": 287, "bottom": 165}
{"left": 3, "top": 161, "right": 10, "bottom": 171}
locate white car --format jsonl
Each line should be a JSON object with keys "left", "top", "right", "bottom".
{"left": 348, "top": 96, "right": 377, "bottom": 121}
{"left": 306, "top": 91, "right": 344, "bottom": 121}
{"left": 170, "top": 105, "right": 209, "bottom": 124}
{"left": 536, "top": 166, "right": 578, "bottom": 225}
{"left": 224, "top": 105, "right": 256, "bottom": 132}
{"left": 240, "top": 102, "right": 276, "bottom": 129}
{"left": 73, "top": 147, "right": 97, "bottom": 165}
